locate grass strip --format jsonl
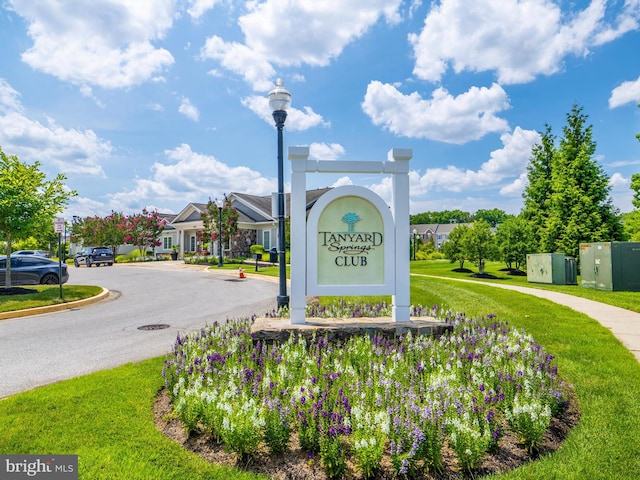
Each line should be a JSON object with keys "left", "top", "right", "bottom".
{"left": 0, "top": 286, "right": 103, "bottom": 313}
{"left": 0, "top": 358, "right": 266, "bottom": 480}
{"left": 410, "top": 259, "right": 640, "bottom": 313}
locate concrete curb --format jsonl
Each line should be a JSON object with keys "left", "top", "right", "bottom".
{"left": 0, "top": 288, "right": 110, "bottom": 321}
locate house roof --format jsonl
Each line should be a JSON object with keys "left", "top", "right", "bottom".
{"left": 411, "top": 223, "right": 472, "bottom": 235}
{"left": 166, "top": 188, "right": 334, "bottom": 230}
{"left": 173, "top": 203, "right": 207, "bottom": 224}
{"left": 231, "top": 187, "right": 333, "bottom": 222}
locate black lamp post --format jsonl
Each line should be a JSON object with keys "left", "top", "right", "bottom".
{"left": 268, "top": 79, "right": 291, "bottom": 310}
{"left": 216, "top": 198, "right": 223, "bottom": 267}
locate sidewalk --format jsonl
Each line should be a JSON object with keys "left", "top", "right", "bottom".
{"left": 418, "top": 275, "right": 640, "bottom": 363}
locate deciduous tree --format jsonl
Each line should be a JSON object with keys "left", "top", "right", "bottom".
{"left": 0, "top": 147, "right": 76, "bottom": 287}
{"left": 474, "top": 208, "right": 508, "bottom": 227}
{"left": 441, "top": 224, "right": 470, "bottom": 270}
{"left": 495, "top": 216, "right": 535, "bottom": 270}
{"left": 631, "top": 173, "right": 640, "bottom": 210}
{"left": 461, "top": 220, "right": 497, "bottom": 275}
{"left": 410, "top": 209, "right": 473, "bottom": 225}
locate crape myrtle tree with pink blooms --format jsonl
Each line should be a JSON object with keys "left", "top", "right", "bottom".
{"left": 72, "top": 211, "right": 126, "bottom": 256}
{"left": 201, "top": 196, "right": 239, "bottom": 257}
{"left": 120, "top": 208, "right": 166, "bottom": 259}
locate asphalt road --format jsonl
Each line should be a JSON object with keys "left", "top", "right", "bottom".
{"left": 0, "top": 262, "right": 277, "bottom": 398}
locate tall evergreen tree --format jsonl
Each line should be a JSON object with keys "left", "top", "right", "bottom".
{"left": 521, "top": 124, "right": 555, "bottom": 249}
{"left": 522, "top": 105, "right": 623, "bottom": 258}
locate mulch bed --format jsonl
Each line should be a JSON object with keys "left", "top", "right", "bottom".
{"left": 154, "top": 388, "right": 580, "bottom": 480}
{"left": 0, "top": 287, "right": 38, "bottom": 296}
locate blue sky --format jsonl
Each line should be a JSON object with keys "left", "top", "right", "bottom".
{"left": 0, "top": 0, "right": 639, "bottom": 220}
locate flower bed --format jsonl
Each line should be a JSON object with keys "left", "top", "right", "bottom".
{"left": 162, "top": 305, "right": 570, "bottom": 478}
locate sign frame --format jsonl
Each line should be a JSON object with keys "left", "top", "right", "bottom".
{"left": 289, "top": 147, "right": 412, "bottom": 324}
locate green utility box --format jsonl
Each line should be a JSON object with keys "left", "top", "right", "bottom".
{"left": 526, "top": 253, "right": 577, "bottom": 285}
{"left": 579, "top": 242, "right": 640, "bottom": 291}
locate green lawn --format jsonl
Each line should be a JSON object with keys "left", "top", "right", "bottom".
{"left": 1, "top": 261, "right": 639, "bottom": 478}
{"left": 410, "top": 259, "right": 640, "bottom": 313}
{"left": 0, "top": 286, "right": 103, "bottom": 313}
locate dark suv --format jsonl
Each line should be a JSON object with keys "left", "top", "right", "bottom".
{"left": 74, "top": 247, "right": 114, "bottom": 267}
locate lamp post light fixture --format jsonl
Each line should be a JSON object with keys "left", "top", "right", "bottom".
{"left": 412, "top": 228, "right": 418, "bottom": 261}
{"left": 216, "top": 198, "right": 224, "bottom": 267}
{"left": 268, "top": 78, "right": 292, "bottom": 311}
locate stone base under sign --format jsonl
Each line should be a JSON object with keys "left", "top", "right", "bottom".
{"left": 251, "top": 316, "right": 452, "bottom": 343}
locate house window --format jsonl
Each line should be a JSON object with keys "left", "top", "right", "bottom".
{"left": 163, "top": 237, "right": 172, "bottom": 250}
{"left": 263, "top": 230, "right": 270, "bottom": 250}
{"left": 190, "top": 235, "right": 196, "bottom": 252}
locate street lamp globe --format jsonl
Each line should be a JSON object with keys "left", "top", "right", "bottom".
{"left": 412, "top": 228, "right": 418, "bottom": 261}
{"left": 268, "top": 78, "right": 291, "bottom": 113}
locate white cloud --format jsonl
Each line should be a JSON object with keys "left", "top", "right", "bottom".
{"left": 79, "top": 85, "right": 105, "bottom": 108}
{"left": 610, "top": 170, "right": 635, "bottom": 212}
{"left": 593, "top": 0, "right": 640, "bottom": 45}
{"left": 0, "top": 78, "right": 23, "bottom": 113}
{"left": 362, "top": 81, "right": 510, "bottom": 143}
{"left": 65, "top": 195, "right": 114, "bottom": 219}
{"left": 412, "top": 127, "right": 540, "bottom": 194}
{"left": 106, "top": 144, "right": 276, "bottom": 212}
{"left": 607, "top": 159, "right": 640, "bottom": 168}
{"left": 0, "top": 112, "right": 110, "bottom": 176}
{"left": 609, "top": 172, "right": 629, "bottom": 188}
{"left": 200, "top": 36, "right": 276, "bottom": 91}
{"left": 609, "top": 75, "right": 640, "bottom": 108}
{"left": 241, "top": 94, "right": 328, "bottom": 131}
{"left": 201, "top": 0, "right": 403, "bottom": 90}
{"left": 0, "top": 79, "right": 110, "bottom": 176}
{"left": 239, "top": 0, "right": 402, "bottom": 66}
{"left": 410, "top": 0, "right": 638, "bottom": 85}
{"left": 332, "top": 176, "right": 354, "bottom": 187}
{"left": 178, "top": 97, "right": 200, "bottom": 121}
{"left": 499, "top": 172, "right": 528, "bottom": 196}
{"left": 309, "top": 143, "right": 345, "bottom": 160}
{"left": 10, "top": 0, "right": 175, "bottom": 88}
{"left": 186, "top": 0, "right": 221, "bottom": 20}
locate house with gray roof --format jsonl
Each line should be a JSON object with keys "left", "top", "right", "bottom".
{"left": 161, "top": 187, "right": 332, "bottom": 259}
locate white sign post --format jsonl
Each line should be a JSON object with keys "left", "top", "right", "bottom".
{"left": 289, "top": 147, "right": 412, "bottom": 325}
